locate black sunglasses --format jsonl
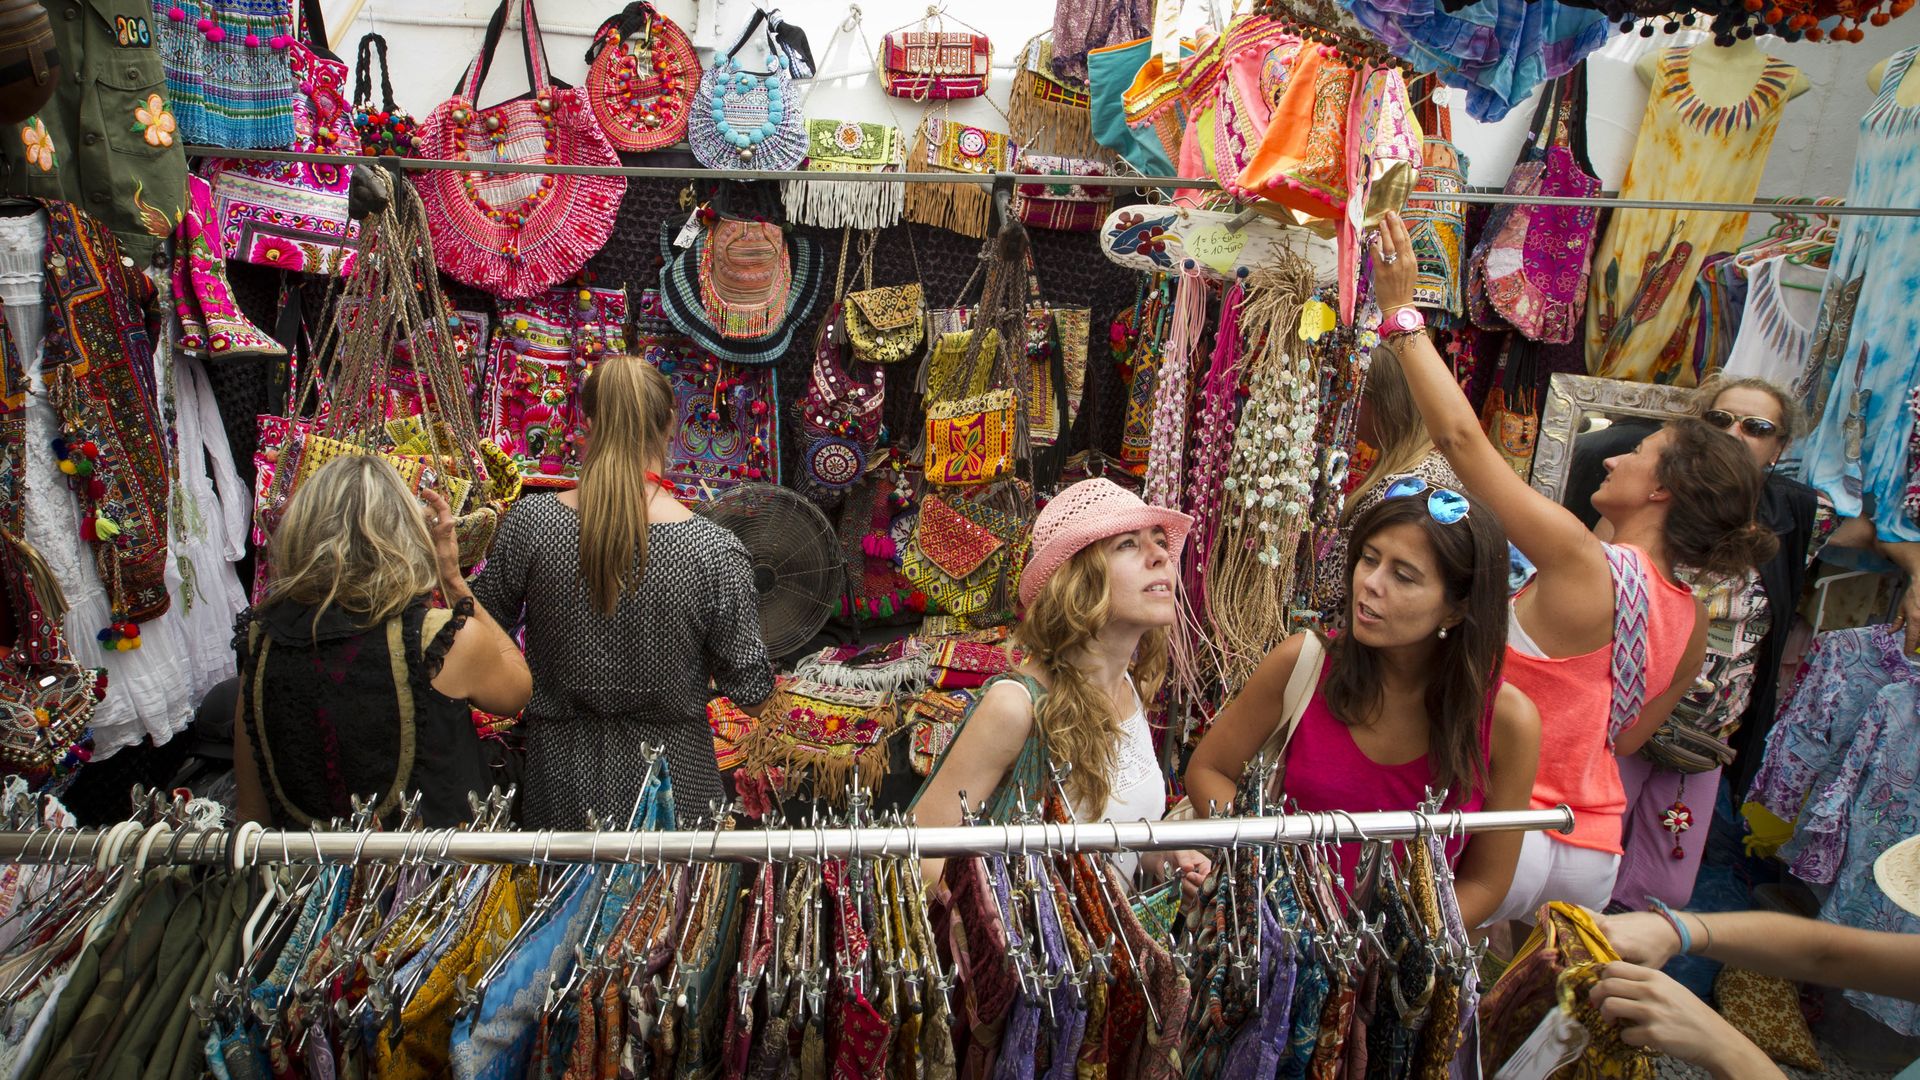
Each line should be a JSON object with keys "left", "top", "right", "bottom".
{"left": 1702, "top": 409, "right": 1780, "bottom": 439}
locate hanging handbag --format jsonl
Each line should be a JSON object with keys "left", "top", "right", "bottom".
{"left": 1008, "top": 33, "right": 1104, "bottom": 160}
{"left": 878, "top": 10, "right": 990, "bottom": 101}
{"left": 629, "top": 289, "right": 782, "bottom": 496}
{"left": 159, "top": 0, "right": 298, "bottom": 149}
{"left": 1403, "top": 79, "right": 1470, "bottom": 316}
{"left": 480, "top": 282, "right": 629, "bottom": 487}
{"left": 794, "top": 272, "right": 886, "bottom": 505}
{"left": 687, "top": 8, "right": 809, "bottom": 170}
{"left": 782, "top": 120, "right": 907, "bottom": 229}
{"left": 844, "top": 230, "right": 925, "bottom": 366}
{"left": 351, "top": 32, "right": 419, "bottom": 157}
{"left": 202, "top": 0, "right": 362, "bottom": 275}
{"left": 901, "top": 480, "right": 1035, "bottom": 621}
{"left": 1477, "top": 339, "right": 1539, "bottom": 478}
{"left": 1010, "top": 151, "right": 1113, "bottom": 233}
{"left": 902, "top": 118, "right": 1019, "bottom": 240}
{"left": 583, "top": 1, "right": 701, "bottom": 153}
{"left": 1465, "top": 70, "right": 1601, "bottom": 344}
{"left": 414, "top": 0, "right": 626, "bottom": 298}
{"left": 0, "top": 530, "right": 104, "bottom": 786}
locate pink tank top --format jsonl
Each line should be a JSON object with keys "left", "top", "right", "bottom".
{"left": 1281, "top": 676, "right": 1492, "bottom": 895}
{"left": 1504, "top": 544, "right": 1697, "bottom": 855}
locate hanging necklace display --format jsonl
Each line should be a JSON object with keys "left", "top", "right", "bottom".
{"left": 688, "top": 8, "right": 809, "bottom": 170}
{"left": 413, "top": 0, "right": 625, "bottom": 298}
{"left": 583, "top": 1, "right": 701, "bottom": 153}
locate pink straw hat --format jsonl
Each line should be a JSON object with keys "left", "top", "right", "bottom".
{"left": 1018, "top": 478, "right": 1193, "bottom": 608}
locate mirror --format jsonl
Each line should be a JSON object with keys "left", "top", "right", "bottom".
{"left": 1530, "top": 374, "right": 1695, "bottom": 520}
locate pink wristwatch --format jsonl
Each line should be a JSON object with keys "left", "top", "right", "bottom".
{"left": 1382, "top": 306, "right": 1426, "bottom": 338}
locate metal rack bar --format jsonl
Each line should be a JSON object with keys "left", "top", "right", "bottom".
{"left": 184, "top": 146, "right": 1920, "bottom": 218}
{"left": 0, "top": 807, "right": 1573, "bottom": 867}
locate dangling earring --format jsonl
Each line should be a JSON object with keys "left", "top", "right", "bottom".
{"left": 1437, "top": 626, "right": 1449, "bottom": 640}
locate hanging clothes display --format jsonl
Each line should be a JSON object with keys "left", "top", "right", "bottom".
{"left": 1797, "top": 45, "right": 1920, "bottom": 542}
{"left": 1720, "top": 255, "right": 1827, "bottom": 384}
{"left": 1587, "top": 43, "right": 1803, "bottom": 384}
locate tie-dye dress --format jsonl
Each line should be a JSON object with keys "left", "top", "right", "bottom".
{"left": 1585, "top": 46, "right": 1798, "bottom": 384}
{"left": 1796, "top": 46, "right": 1920, "bottom": 541}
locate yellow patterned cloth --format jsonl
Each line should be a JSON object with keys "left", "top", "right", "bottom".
{"left": 1587, "top": 47, "right": 1798, "bottom": 384}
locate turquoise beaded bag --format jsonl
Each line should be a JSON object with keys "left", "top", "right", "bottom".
{"left": 688, "top": 9, "right": 808, "bottom": 170}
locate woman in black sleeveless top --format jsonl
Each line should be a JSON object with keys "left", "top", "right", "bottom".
{"left": 232, "top": 456, "right": 532, "bottom": 828}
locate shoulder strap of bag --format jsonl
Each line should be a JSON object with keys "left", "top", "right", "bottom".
{"left": 459, "top": 0, "right": 553, "bottom": 102}
{"left": 1260, "top": 631, "right": 1327, "bottom": 765}
{"left": 1550, "top": 67, "right": 1594, "bottom": 174}
{"left": 355, "top": 34, "right": 397, "bottom": 111}
{"left": 296, "top": 0, "right": 341, "bottom": 61}
{"left": 1602, "top": 542, "right": 1651, "bottom": 750}
{"left": 585, "top": 2, "right": 654, "bottom": 65}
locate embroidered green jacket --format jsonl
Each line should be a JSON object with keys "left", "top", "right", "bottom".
{"left": 0, "top": 0, "right": 185, "bottom": 266}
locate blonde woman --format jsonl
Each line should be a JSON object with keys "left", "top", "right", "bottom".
{"left": 913, "top": 479, "right": 1210, "bottom": 887}
{"left": 472, "top": 356, "right": 774, "bottom": 828}
{"left": 233, "top": 455, "right": 531, "bottom": 828}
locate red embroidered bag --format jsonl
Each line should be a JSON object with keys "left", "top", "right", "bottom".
{"left": 879, "top": 24, "right": 991, "bottom": 100}
{"left": 202, "top": 0, "right": 362, "bottom": 276}
{"left": 414, "top": 0, "right": 626, "bottom": 298}
{"left": 583, "top": 1, "right": 700, "bottom": 153}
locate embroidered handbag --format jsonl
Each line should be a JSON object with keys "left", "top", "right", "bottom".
{"left": 736, "top": 676, "right": 900, "bottom": 806}
{"left": 158, "top": 0, "right": 298, "bottom": 149}
{"left": 1478, "top": 339, "right": 1538, "bottom": 478}
{"left": 1465, "top": 70, "right": 1600, "bottom": 344}
{"left": 583, "top": 1, "right": 700, "bottom": 153}
{"left": 781, "top": 120, "right": 907, "bottom": 230}
{"left": 687, "top": 8, "right": 809, "bottom": 170}
{"left": 794, "top": 290, "right": 886, "bottom": 504}
{"left": 906, "top": 690, "right": 971, "bottom": 775}
{"left": 925, "top": 391, "right": 1017, "bottom": 487}
{"left": 479, "top": 282, "right": 629, "bottom": 487}
{"left": 928, "top": 639, "right": 1015, "bottom": 691}
{"left": 1404, "top": 79, "right": 1469, "bottom": 315}
{"left": 901, "top": 481, "right": 1034, "bottom": 620}
{"left": 843, "top": 233, "right": 924, "bottom": 365}
{"left": 902, "top": 118, "right": 1019, "bottom": 240}
{"left": 1230, "top": 45, "right": 1357, "bottom": 223}
{"left": 414, "top": 0, "right": 626, "bottom": 298}
{"left": 630, "top": 289, "right": 782, "bottom": 495}
{"left": 1008, "top": 33, "right": 1104, "bottom": 160}
{"left": 202, "top": 0, "right": 362, "bottom": 275}
{"left": 351, "top": 32, "right": 418, "bottom": 157}
{"left": 878, "top": 22, "right": 990, "bottom": 100}
{"left": 1010, "top": 150, "right": 1112, "bottom": 232}
{"left": 0, "top": 530, "right": 103, "bottom": 785}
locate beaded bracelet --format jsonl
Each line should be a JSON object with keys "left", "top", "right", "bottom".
{"left": 1647, "top": 896, "right": 1695, "bottom": 956}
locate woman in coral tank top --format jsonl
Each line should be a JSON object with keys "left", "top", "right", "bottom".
{"left": 1372, "top": 213, "right": 1778, "bottom": 919}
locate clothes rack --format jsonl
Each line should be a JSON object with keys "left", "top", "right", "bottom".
{"left": 0, "top": 806, "right": 1572, "bottom": 866}
{"left": 183, "top": 146, "right": 1920, "bottom": 218}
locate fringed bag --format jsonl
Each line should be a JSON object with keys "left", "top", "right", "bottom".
{"left": 903, "top": 118, "right": 1018, "bottom": 240}
{"left": 0, "top": 529, "right": 103, "bottom": 786}
{"left": 737, "top": 676, "right": 902, "bottom": 806}
{"left": 413, "top": 0, "right": 625, "bottom": 298}
{"left": 1008, "top": 34, "right": 1104, "bottom": 160}
{"left": 791, "top": 639, "right": 930, "bottom": 695}
{"left": 583, "top": 1, "right": 700, "bottom": 153}
{"left": 781, "top": 120, "right": 906, "bottom": 230}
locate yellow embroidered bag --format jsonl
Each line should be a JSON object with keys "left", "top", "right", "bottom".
{"left": 925, "top": 390, "right": 1017, "bottom": 487}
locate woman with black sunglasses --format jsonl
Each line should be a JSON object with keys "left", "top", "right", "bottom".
{"left": 1369, "top": 213, "right": 1779, "bottom": 923}
{"left": 1185, "top": 486, "right": 1542, "bottom": 927}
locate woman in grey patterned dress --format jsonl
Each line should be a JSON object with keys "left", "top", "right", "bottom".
{"left": 473, "top": 357, "right": 774, "bottom": 827}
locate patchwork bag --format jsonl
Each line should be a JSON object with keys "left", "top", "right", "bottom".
{"left": 202, "top": 0, "right": 362, "bottom": 275}
{"left": 351, "top": 33, "right": 419, "bottom": 157}
{"left": 687, "top": 8, "right": 809, "bottom": 170}
{"left": 1466, "top": 70, "right": 1600, "bottom": 344}
{"left": 902, "top": 118, "right": 1019, "bottom": 240}
{"left": 479, "top": 282, "right": 629, "bottom": 487}
{"left": 1404, "top": 79, "right": 1470, "bottom": 315}
{"left": 901, "top": 481, "right": 1034, "bottom": 620}
{"left": 781, "top": 119, "right": 907, "bottom": 230}
{"left": 878, "top": 20, "right": 990, "bottom": 100}
{"left": 1010, "top": 150, "right": 1113, "bottom": 232}
{"left": 413, "top": 0, "right": 626, "bottom": 298}
{"left": 0, "top": 530, "right": 103, "bottom": 785}
{"left": 583, "top": 1, "right": 700, "bottom": 153}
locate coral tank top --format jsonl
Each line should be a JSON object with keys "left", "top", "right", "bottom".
{"left": 1281, "top": 676, "right": 1492, "bottom": 895}
{"left": 1504, "top": 544, "right": 1697, "bottom": 855}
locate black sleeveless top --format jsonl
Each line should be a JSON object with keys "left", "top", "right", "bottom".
{"left": 234, "top": 596, "right": 488, "bottom": 828}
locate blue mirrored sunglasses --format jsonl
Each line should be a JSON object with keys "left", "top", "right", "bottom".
{"left": 1381, "top": 474, "right": 1470, "bottom": 525}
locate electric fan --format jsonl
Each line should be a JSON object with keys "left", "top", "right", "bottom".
{"left": 695, "top": 483, "right": 846, "bottom": 658}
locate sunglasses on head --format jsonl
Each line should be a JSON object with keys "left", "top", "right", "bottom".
{"left": 1382, "top": 474, "right": 1470, "bottom": 524}
{"left": 1702, "top": 410, "right": 1779, "bottom": 439}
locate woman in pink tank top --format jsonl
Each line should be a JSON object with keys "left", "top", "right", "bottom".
{"left": 1371, "top": 213, "right": 1780, "bottom": 918}
{"left": 1186, "top": 488, "right": 1542, "bottom": 927}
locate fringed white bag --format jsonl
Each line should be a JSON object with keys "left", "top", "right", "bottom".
{"left": 780, "top": 119, "right": 907, "bottom": 229}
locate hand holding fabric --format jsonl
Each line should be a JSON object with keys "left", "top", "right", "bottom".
{"left": 1369, "top": 211, "right": 1420, "bottom": 315}
{"left": 1588, "top": 961, "right": 1787, "bottom": 1080}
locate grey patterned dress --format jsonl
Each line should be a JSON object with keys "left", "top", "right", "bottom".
{"left": 472, "top": 494, "right": 774, "bottom": 827}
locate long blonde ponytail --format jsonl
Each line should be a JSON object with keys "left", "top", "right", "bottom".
{"left": 577, "top": 356, "right": 675, "bottom": 615}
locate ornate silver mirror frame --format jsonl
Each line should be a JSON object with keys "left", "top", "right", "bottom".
{"left": 1530, "top": 374, "right": 1695, "bottom": 504}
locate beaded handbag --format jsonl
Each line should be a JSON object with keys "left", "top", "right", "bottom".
{"left": 687, "top": 9, "right": 808, "bottom": 170}
{"left": 583, "top": 1, "right": 700, "bottom": 153}
{"left": 201, "top": 0, "right": 361, "bottom": 275}
{"left": 0, "top": 530, "right": 103, "bottom": 786}
{"left": 793, "top": 281, "right": 886, "bottom": 503}
{"left": 351, "top": 33, "right": 418, "bottom": 157}
{"left": 781, "top": 120, "right": 907, "bottom": 230}
{"left": 843, "top": 230, "right": 925, "bottom": 365}
{"left": 1010, "top": 150, "right": 1112, "bottom": 232}
{"left": 414, "top": 0, "right": 626, "bottom": 298}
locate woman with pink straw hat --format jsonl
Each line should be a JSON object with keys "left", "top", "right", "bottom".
{"left": 912, "top": 478, "right": 1212, "bottom": 888}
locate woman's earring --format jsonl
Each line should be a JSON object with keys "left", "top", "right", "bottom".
{"left": 1437, "top": 626, "right": 1448, "bottom": 640}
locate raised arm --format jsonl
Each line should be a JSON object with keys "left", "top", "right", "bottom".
{"left": 1371, "top": 214, "right": 1614, "bottom": 616}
